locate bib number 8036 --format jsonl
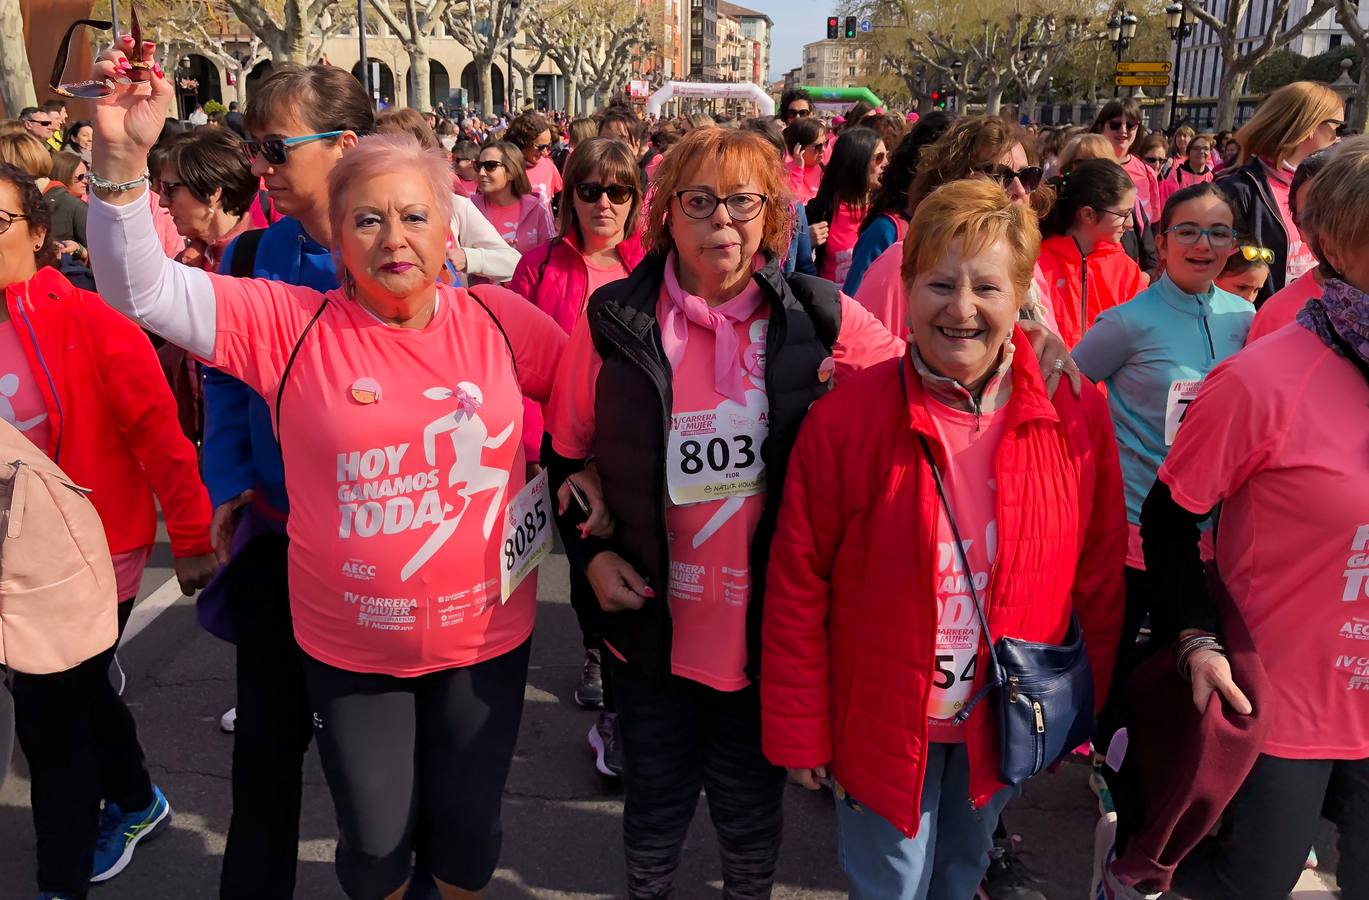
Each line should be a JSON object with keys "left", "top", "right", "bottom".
{"left": 678, "top": 434, "right": 758, "bottom": 475}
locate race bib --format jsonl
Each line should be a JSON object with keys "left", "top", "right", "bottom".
{"left": 666, "top": 408, "right": 767, "bottom": 505}
{"left": 500, "top": 469, "right": 553, "bottom": 602}
{"left": 929, "top": 627, "right": 980, "bottom": 721}
{"left": 1164, "top": 379, "right": 1204, "bottom": 446}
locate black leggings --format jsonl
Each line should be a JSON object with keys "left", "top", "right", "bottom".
{"left": 303, "top": 639, "right": 531, "bottom": 899}
{"left": 11, "top": 600, "right": 153, "bottom": 897}
{"left": 1172, "top": 753, "right": 1369, "bottom": 900}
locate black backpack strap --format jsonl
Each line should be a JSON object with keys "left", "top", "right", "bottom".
{"left": 229, "top": 228, "right": 266, "bottom": 279}
{"left": 274, "top": 298, "right": 330, "bottom": 428}
{"left": 467, "top": 284, "right": 519, "bottom": 378}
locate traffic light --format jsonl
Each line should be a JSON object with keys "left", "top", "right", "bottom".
{"left": 932, "top": 86, "right": 947, "bottom": 110}
{"left": 827, "top": 16, "right": 838, "bottom": 39}
{"left": 844, "top": 15, "right": 857, "bottom": 38}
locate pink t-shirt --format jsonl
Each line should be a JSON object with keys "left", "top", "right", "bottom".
{"left": 484, "top": 201, "right": 522, "bottom": 246}
{"left": 584, "top": 254, "right": 630, "bottom": 300}
{"left": 786, "top": 159, "right": 822, "bottom": 204}
{"left": 1248, "top": 269, "right": 1320, "bottom": 345}
{"left": 0, "top": 320, "right": 52, "bottom": 451}
{"left": 1159, "top": 323, "right": 1369, "bottom": 759}
{"left": 1120, "top": 154, "right": 1162, "bottom": 225}
{"left": 209, "top": 278, "right": 566, "bottom": 676}
{"left": 925, "top": 398, "right": 1005, "bottom": 743}
{"left": 111, "top": 547, "right": 151, "bottom": 601}
{"left": 1262, "top": 160, "right": 1316, "bottom": 281}
{"left": 526, "top": 156, "right": 563, "bottom": 210}
{"left": 453, "top": 175, "right": 478, "bottom": 198}
{"left": 818, "top": 202, "right": 865, "bottom": 284}
{"left": 547, "top": 286, "right": 903, "bottom": 690}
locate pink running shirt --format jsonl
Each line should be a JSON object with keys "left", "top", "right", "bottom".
{"left": 210, "top": 278, "right": 566, "bottom": 676}
{"left": 1261, "top": 160, "right": 1317, "bottom": 281}
{"left": 1248, "top": 269, "right": 1320, "bottom": 345}
{"left": 0, "top": 320, "right": 52, "bottom": 451}
{"left": 484, "top": 201, "right": 522, "bottom": 246}
{"left": 526, "top": 156, "right": 564, "bottom": 210}
{"left": 1159, "top": 323, "right": 1369, "bottom": 759}
{"left": 818, "top": 202, "right": 865, "bottom": 285}
{"left": 584, "top": 254, "right": 630, "bottom": 301}
{"left": 547, "top": 284, "right": 903, "bottom": 689}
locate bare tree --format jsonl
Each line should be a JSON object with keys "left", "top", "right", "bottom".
{"left": 1333, "top": 0, "right": 1369, "bottom": 132}
{"left": 577, "top": 0, "right": 656, "bottom": 109}
{"left": 1183, "top": 0, "right": 1335, "bottom": 131}
{"left": 367, "top": 0, "right": 460, "bottom": 110}
{"left": 0, "top": 0, "right": 37, "bottom": 115}
{"left": 445, "top": 0, "right": 524, "bottom": 115}
{"left": 523, "top": 0, "right": 585, "bottom": 115}
{"left": 510, "top": 41, "right": 549, "bottom": 108}
{"left": 225, "top": 0, "right": 342, "bottom": 63}
{"left": 1010, "top": 16, "right": 1098, "bottom": 120}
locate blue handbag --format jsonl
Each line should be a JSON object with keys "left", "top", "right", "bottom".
{"left": 919, "top": 434, "right": 1095, "bottom": 786}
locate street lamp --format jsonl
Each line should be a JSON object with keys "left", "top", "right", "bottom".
{"left": 1167, "top": 2, "right": 1198, "bottom": 128}
{"left": 1109, "top": 10, "right": 1138, "bottom": 97}
{"left": 507, "top": 0, "right": 521, "bottom": 116}
{"left": 950, "top": 59, "right": 964, "bottom": 113}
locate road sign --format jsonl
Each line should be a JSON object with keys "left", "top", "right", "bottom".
{"left": 1114, "top": 74, "right": 1171, "bottom": 87}
{"left": 1116, "top": 61, "right": 1172, "bottom": 74}
{"left": 859, "top": 18, "right": 872, "bottom": 32}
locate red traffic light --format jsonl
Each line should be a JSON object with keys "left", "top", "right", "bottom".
{"left": 827, "top": 16, "right": 839, "bottom": 39}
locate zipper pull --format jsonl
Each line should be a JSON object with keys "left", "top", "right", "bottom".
{"left": 1033, "top": 701, "right": 1045, "bottom": 734}
{"left": 1008, "top": 676, "right": 1019, "bottom": 703}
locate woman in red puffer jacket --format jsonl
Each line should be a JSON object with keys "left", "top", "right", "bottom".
{"left": 761, "top": 179, "right": 1125, "bottom": 899}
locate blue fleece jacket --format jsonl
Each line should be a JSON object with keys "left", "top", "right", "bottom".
{"left": 842, "top": 214, "right": 899, "bottom": 295}
{"left": 202, "top": 217, "right": 338, "bottom": 512}
{"left": 1073, "top": 273, "right": 1253, "bottom": 525}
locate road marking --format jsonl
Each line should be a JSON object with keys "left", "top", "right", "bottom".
{"left": 120, "top": 575, "right": 186, "bottom": 645}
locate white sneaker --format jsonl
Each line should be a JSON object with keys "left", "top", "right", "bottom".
{"left": 220, "top": 707, "right": 237, "bottom": 733}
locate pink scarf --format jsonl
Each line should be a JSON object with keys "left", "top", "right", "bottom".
{"left": 660, "top": 251, "right": 766, "bottom": 404}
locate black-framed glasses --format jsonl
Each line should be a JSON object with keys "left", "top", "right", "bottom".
{"left": 75, "top": 172, "right": 89, "bottom": 183}
{"left": 0, "top": 209, "right": 30, "bottom": 236}
{"left": 1095, "top": 207, "right": 1136, "bottom": 225}
{"left": 50, "top": 18, "right": 114, "bottom": 99}
{"left": 674, "top": 190, "right": 767, "bottom": 221}
{"left": 534, "top": 142, "right": 553, "bottom": 153}
{"left": 574, "top": 182, "right": 635, "bottom": 205}
{"left": 1143, "top": 155, "right": 1167, "bottom": 166}
{"left": 1238, "top": 244, "right": 1275, "bottom": 264}
{"left": 1166, "top": 224, "right": 1236, "bottom": 248}
{"left": 475, "top": 159, "right": 506, "bottom": 173}
{"left": 243, "top": 131, "right": 344, "bottom": 166}
{"left": 156, "top": 179, "right": 183, "bottom": 197}
{"left": 1106, "top": 119, "right": 1139, "bottom": 133}
{"left": 789, "top": 107, "right": 813, "bottom": 118}
{"left": 973, "top": 164, "right": 1044, "bottom": 192}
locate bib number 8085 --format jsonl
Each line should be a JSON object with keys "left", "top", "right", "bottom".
{"left": 678, "top": 434, "right": 758, "bottom": 475}
{"left": 503, "top": 500, "right": 548, "bottom": 569}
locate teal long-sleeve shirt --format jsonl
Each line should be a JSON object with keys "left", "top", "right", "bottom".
{"left": 1073, "top": 273, "right": 1253, "bottom": 526}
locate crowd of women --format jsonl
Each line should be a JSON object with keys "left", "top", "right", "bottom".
{"left": 0, "top": 22, "right": 1364, "bottom": 900}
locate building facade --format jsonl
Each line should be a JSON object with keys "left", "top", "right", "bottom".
{"left": 800, "top": 38, "right": 870, "bottom": 88}
{"left": 718, "top": 1, "right": 774, "bottom": 85}
{"left": 687, "top": 0, "right": 720, "bottom": 79}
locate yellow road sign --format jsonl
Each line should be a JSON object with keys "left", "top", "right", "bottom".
{"left": 1115, "top": 74, "right": 1172, "bottom": 87}
{"left": 1116, "top": 61, "right": 1173, "bottom": 74}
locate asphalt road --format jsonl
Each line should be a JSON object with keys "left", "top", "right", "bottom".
{"left": 0, "top": 542, "right": 1343, "bottom": 900}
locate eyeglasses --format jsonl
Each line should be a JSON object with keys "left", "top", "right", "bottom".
{"left": 50, "top": 3, "right": 153, "bottom": 100}
{"left": 674, "top": 190, "right": 768, "bottom": 221}
{"left": 75, "top": 172, "right": 89, "bottom": 183}
{"left": 475, "top": 160, "right": 506, "bottom": 173}
{"left": 534, "top": 142, "right": 553, "bottom": 153}
{"left": 1096, "top": 207, "right": 1136, "bottom": 225}
{"left": 1237, "top": 245, "right": 1275, "bottom": 264}
{"left": 0, "top": 209, "right": 30, "bottom": 236}
{"left": 243, "top": 131, "right": 345, "bottom": 166}
{"left": 1165, "top": 224, "right": 1237, "bottom": 248}
{"left": 574, "top": 182, "right": 636, "bottom": 205}
{"left": 1322, "top": 118, "right": 1345, "bottom": 132}
{"left": 156, "top": 179, "right": 183, "bottom": 197}
{"left": 789, "top": 108, "right": 813, "bottom": 118}
{"left": 871, "top": 151, "right": 888, "bottom": 165}
{"left": 1143, "top": 155, "right": 1167, "bottom": 166}
{"left": 1190, "top": 145, "right": 1212, "bottom": 154}
{"left": 27, "top": 119, "right": 54, "bottom": 129}
{"left": 1106, "top": 119, "right": 1139, "bottom": 133}
{"left": 972, "top": 164, "right": 1044, "bottom": 192}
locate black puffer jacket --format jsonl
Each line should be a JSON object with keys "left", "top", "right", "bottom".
{"left": 1217, "top": 159, "right": 1288, "bottom": 307}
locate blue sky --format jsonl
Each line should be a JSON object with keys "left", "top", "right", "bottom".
{"left": 747, "top": 0, "right": 830, "bottom": 82}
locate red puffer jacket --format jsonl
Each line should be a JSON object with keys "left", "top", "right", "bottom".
{"left": 761, "top": 330, "right": 1126, "bottom": 838}
{"left": 1038, "top": 234, "right": 1148, "bottom": 348}
{"left": 5, "top": 267, "right": 211, "bottom": 559}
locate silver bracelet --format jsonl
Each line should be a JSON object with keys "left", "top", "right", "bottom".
{"left": 88, "top": 172, "right": 149, "bottom": 193}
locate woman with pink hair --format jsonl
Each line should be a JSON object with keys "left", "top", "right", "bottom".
{"left": 85, "top": 37, "right": 568, "bottom": 900}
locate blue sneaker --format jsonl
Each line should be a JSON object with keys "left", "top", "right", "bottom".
{"left": 90, "top": 785, "right": 172, "bottom": 882}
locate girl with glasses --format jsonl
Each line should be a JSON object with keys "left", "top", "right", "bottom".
{"left": 1158, "top": 136, "right": 1215, "bottom": 212}
{"left": 1090, "top": 99, "right": 1161, "bottom": 231}
{"left": 805, "top": 126, "right": 887, "bottom": 285}
{"left": 1039, "top": 159, "right": 1148, "bottom": 347}
{"left": 1216, "top": 81, "right": 1345, "bottom": 307}
{"left": 471, "top": 141, "right": 555, "bottom": 258}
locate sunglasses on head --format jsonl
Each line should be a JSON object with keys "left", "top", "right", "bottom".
{"left": 243, "top": 131, "right": 345, "bottom": 166}
{"left": 1106, "top": 119, "right": 1138, "bottom": 132}
{"left": 574, "top": 182, "right": 635, "bottom": 205}
{"left": 475, "top": 159, "right": 506, "bottom": 173}
{"left": 50, "top": 3, "right": 154, "bottom": 99}
{"left": 973, "top": 164, "right": 1044, "bottom": 192}
{"left": 1238, "top": 245, "right": 1275, "bottom": 264}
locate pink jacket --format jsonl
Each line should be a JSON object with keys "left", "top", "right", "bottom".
{"left": 1157, "top": 163, "right": 1214, "bottom": 212}
{"left": 507, "top": 231, "right": 647, "bottom": 460}
{"left": 472, "top": 192, "right": 556, "bottom": 256}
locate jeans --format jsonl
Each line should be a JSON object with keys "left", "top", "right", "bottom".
{"left": 12, "top": 600, "right": 153, "bottom": 897}
{"left": 611, "top": 662, "right": 786, "bottom": 899}
{"left": 836, "top": 742, "right": 1016, "bottom": 900}
{"left": 1172, "top": 753, "right": 1369, "bottom": 900}
{"left": 220, "top": 533, "right": 314, "bottom": 900}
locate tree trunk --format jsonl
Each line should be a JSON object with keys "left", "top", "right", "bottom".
{"left": 473, "top": 52, "right": 493, "bottom": 115}
{"left": 234, "top": 67, "right": 249, "bottom": 108}
{"left": 1214, "top": 65, "right": 1249, "bottom": 132}
{"left": 1021, "top": 89, "right": 1040, "bottom": 123}
{"left": 409, "top": 44, "right": 431, "bottom": 110}
{"left": 1351, "top": 63, "right": 1369, "bottom": 134}
{"left": 564, "top": 72, "right": 578, "bottom": 116}
{"left": 522, "top": 70, "right": 535, "bottom": 106}
{"left": 0, "top": 0, "right": 37, "bottom": 116}
{"left": 985, "top": 83, "right": 1005, "bottom": 116}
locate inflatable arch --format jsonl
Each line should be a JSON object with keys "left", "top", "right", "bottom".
{"left": 800, "top": 86, "right": 883, "bottom": 108}
{"left": 646, "top": 81, "right": 776, "bottom": 117}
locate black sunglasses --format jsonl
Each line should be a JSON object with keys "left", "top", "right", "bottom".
{"left": 50, "top": 18, "right": 114, "bottom": 98}
{"left": 475, "top": 159, "right": 506, "bottom": 173}
{"left": 973, "top": 164, "right": 1044, "bottom": 192}
{"left": 574, "top": 182, "right": 635, "bottom": 205}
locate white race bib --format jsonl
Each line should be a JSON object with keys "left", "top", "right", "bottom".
{"left": 499, "top": 469, "right": 553, "bottom": 602}
{"left": 666, "top": 408, "right": 767, "bottom": 505}
{"left": 929, "top": 622, "right": 980, "bottom": 721}
{"left": 1164, "top": 379, "right": 1204, "bottom": 446}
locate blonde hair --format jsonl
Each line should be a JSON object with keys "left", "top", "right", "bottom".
{"left": 1055, "top": 134, "right": 1117, "bottom": 173}
{"left": 902, "top": 178, "right": 1040, "bottom": 304}
{"left": 1236, "top": 81, "right": 1344, "bottom": 168}
{"left": 643, "top": 127, "right": 793, "bottom": 257}
{"left": 1301, "top": 135, "right": 1369, "bottom": 279}
{"left": 326, "top": 133, "right": 454, "bottom": 258}
{"left": 0, "top": 133, "right": 52, "bottom": 179}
